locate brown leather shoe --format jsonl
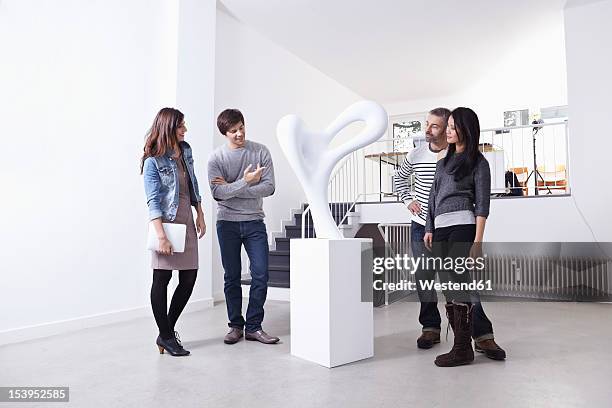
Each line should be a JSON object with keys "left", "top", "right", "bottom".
{"left": 245, "top": 329, "right": 280, "bottom": 344}
{"left": 417, "top": 331, "right": 441, "bottom": 349}
{"left": 224, "top": 328, "right": 244, "bottom": 344}
{"left": 475, "top": 339, "right": 507, "bottom": 360}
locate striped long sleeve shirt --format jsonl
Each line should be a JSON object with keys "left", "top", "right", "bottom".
{"left": 393, "top": 144, "right": 440, "bottom": 226}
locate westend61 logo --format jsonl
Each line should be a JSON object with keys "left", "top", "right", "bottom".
{"left": 372, "top": 254, "right": 492, "bottom": 292}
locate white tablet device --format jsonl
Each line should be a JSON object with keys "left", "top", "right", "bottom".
{"left": 147, "top": 223, "right": 186, "bottom": 253}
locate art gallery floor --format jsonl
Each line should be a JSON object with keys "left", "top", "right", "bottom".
{"left": 2, "top": 300, "right": 611, "bottom": 407}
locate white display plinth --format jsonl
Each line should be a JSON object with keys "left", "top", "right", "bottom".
{"left": 290, "top": 238, "right": 373, "bottom": 368}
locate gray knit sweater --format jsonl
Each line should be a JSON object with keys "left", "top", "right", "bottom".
{"left": 425, "top": 152, "right": 491, "bottom": 233}
{"left": 207, "top": 140, "right": 275, "bottom": 221}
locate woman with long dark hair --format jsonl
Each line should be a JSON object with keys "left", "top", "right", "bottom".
{"left": 141, "top": 107, "right": 206, "bottom": 356}
{"left": 424, "top": 107, "right": 506, "bottom": 367}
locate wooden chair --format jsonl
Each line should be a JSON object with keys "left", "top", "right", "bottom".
{"left": 536, "top": 164, "right": 567, "bottom": 193}
{"left": 508, "top": 166, "right": 529, "bottom": 195}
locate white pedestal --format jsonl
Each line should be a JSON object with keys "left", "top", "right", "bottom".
{"left": 290, "top": 238, "right": 373, "bottom": 368}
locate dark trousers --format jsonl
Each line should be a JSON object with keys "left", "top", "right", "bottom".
{"left": 411, "top": 222, "right": 441, "bottom": 331}
{"left": 411, "top": 222, "right": 494, "bottom": 340}
{"left": 216, "top": 219, "right": 269, "bottom": 333}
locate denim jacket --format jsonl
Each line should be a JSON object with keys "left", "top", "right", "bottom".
{"left": 143, "top": 141, "right": 202, "bottom": 221}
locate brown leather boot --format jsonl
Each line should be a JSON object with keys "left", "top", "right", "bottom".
{"left": 435, "top": 303, "right": 474, "bottom": 367}
{"left": 475, "top": 339, "right": 507, "bottom": 360}
{"left": 417, "top": 331, "right": 440, "bottom": 349}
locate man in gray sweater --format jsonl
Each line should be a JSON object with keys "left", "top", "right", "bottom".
{"left": 208, "top": 109, "right": 279, "bottom": 345}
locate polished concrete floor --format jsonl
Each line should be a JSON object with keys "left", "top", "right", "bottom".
{"left": 1, "top": 300, "right": 611, "bottom": 408}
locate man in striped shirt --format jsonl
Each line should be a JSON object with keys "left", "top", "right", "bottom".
{"left": 394, "top": 108, "right": 450, "bottom": 348}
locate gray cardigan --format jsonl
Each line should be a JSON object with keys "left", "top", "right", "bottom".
{"left": 425, "top": 152, "right": 491, "bottom": 233}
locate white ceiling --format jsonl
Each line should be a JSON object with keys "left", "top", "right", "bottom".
{"left": 219, "top": 0, "right": 568, "bottom": 103}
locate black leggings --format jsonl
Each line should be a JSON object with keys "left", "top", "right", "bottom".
{"left": 150, "top": 269, "right": 198, "bottom": 339}
{"left": 432, "top": 224, "right": 477, "bottom": 304}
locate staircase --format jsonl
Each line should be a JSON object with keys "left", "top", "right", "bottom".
{"left": 240, "top": 202, "right": 359, "bottom": 288}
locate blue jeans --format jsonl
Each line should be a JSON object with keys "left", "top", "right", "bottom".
{"left": 216, "top": 219, "right": 269, "bottom": 333}
{"left": 411, "top": 222, "right": 494, "bottom": 341}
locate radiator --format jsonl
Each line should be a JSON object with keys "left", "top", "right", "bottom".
{"left": 474, "top": 255, "right": 612, "bottom": 301}
{"left": 377, "top": 223, "right": 612, "bottom": 304}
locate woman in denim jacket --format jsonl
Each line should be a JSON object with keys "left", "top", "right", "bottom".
{"left": 141, "top": 107, "right": 206, "bottom": 357}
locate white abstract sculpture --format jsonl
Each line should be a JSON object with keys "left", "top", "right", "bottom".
{"left": 277, "top": 100, "right": 388, "bottom": 239}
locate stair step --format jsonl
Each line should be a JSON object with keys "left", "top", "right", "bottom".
{"left": 294, "top": 213, "right": 349, "bottom": 226}
{"left": 268, "top": 251, "right": 289, "bottom": 268}
{"left": 297, "top": 210, "right": 356, "bottom": 218}
{"left": 285, "top": 225, "right": 315, "bottom": 238}
{"left": 269, "top": 265, "right": 290, "bottom": 272}
{"left": 270, "top": 250, "right": 289, "bottom": 256}
{"left": 285, "top": 225, "right": 310, "bottom": 230}
{"left": 241, "top": 278, "right": 290, "bottom": 288}
{"left": 275, "top": 237, "right": 291, "bottom": 251}
{"left": 270, "top": 269, "right": 289, "bottom": 281}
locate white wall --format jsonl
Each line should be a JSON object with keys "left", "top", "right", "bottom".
{"left": 212, "top": 8, "right": 362, "bottom": 298}
{"left": 0, "top": 0, "right": 217, "bottom": 339}
{"left": 384, "top": 9, "right": 568, "bottom": 128}
{"left": 564, "top": 0, "right": 612, "bottom": 242}
{"left": 175, "top": 0, "right": 217, "bottom": 302}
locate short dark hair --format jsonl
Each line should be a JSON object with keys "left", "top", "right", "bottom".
{"left": 217, "top": 109, "right": 245, "bottom": 135}
{"left": 428, "top": 107, "right": 451, "bottom": 124}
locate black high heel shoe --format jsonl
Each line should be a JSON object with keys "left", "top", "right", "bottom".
{"left": 156, "top": 333, "right": 190, "bottom": 356}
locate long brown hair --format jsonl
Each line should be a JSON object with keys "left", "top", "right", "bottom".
{"left": 140, "top": 107, "right": 184, "bottom": 174}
